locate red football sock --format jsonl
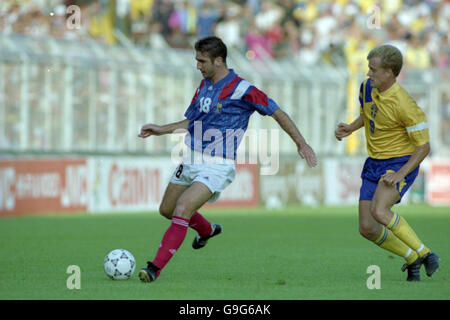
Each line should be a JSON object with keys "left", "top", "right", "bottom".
{"left": 152, "top": 216, "right": 189, "bottom": 276}
{"left": 189, "top": 211, "right": 212, "bottom": 237}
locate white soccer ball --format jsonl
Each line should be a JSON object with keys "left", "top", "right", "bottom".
{"left": 104, "top": 249, "right": 136, "bottom": 280}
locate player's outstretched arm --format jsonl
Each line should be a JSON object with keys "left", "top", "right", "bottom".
{"left": 271, "top": 109, "right": 317, "bottom": 168}
{"left": 335, "top": 115, "right": 364, "bottom": 141}
{"left": 138, "top": 119, "right": 189, "bottom": 138}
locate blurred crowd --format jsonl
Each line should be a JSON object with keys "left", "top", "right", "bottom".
{"left": 0, "top": 0, "right": 449, "bottom": 72}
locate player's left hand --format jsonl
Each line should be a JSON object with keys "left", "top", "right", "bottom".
{"left": 298, "top": 143, "right": 317, "bottom": 168}
{"left": 380, "top": 171, "right": 404, "bottom": 186}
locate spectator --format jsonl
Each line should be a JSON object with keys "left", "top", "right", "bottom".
{"left": 266, "top": 19, "right": 285, "bottom": 58}
{"left": 297, "top": 35, "right": 319, "bottom": 66}
{"left": 152, "top": 0, "right": 174, "bottom": 38}
{"left": 282, "top": 19, "right": 301, "bottom": 56}
{"left": 313, "top": 7, "right": 338, "bottom": 52}
{"left": 149, "top": 21, "right": 169, "bottom": 49}
{"left": 405, "top": 35, "right": 431, "bottom": 69}
{"left": 245, "top": 19, "right": 273, "bottom": 60}
{"left": 167, "top": 24, "right": 191, "bottom": 49}
{"left": 436, "top": 33, "right": 449, "bottom": 69}
{"left": 215, "top": 3, "right": 240, "bottom": 49}
{"left": 254, "top": 0, "right": 283, "bottom": 33}
{"left": 196, "top": 0, "right": 219, "bottom": 38}
{"left": 237, "top": 3, "right": 253, "bottom": 46}
{"left": 88, "top": 1, "right": 116, "bottom": 44}
{"left": 168, "top": 0, "right": 196, "bottom": 36}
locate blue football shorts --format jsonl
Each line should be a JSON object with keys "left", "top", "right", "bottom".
{"left": 359, "top": 155, "right": 419, "bottom": 203}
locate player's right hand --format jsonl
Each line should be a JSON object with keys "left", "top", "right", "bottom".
{"left": 138, "top": 123, "right": 164, "bottom": 138}
{"left": 335, "top": 123, "right": 352, "bottom": 141}
{"left": 298, "top": 143, "right": 318, "bottom": 168}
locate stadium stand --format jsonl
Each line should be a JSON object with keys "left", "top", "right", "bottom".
{"left": 1, "top": 0, "right": 449, "bottom": 70}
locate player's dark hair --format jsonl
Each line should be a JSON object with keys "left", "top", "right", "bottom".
{"left": 367, "top": 44, "right": 403, "bottom": 77}
{"left": 194, "top": 36, "right": 227, "bottom": 64}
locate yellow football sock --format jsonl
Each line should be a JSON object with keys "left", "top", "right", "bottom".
{"left": 387, "top": 212, "right": 431, "bottom": 258}
{"left": 374, "top": 226, "right": 418, "bottom": 265}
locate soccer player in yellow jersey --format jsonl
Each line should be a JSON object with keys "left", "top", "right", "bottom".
{"left": 335, "top": 44, "right": 439, "bottom": 281}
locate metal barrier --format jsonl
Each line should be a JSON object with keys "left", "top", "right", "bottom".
{"left": 0, "top": 33, "right": 449, "bottom": 158}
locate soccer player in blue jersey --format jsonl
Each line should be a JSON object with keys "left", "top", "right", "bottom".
{"left": 335, "top": 44, "right": 439, "bottom": 281}
{"left": 137, "top": 36, "right": 317, "bottom": 282}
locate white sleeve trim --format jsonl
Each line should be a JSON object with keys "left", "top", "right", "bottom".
{"left": 230, "top": 80, "right": 251, "bottom": 100}
{"left": 406, "top": 122, "right": 428, "bottom": 133}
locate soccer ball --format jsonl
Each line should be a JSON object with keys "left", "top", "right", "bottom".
{"left": 104, "top": 249, "right": 136, "bottom": 280}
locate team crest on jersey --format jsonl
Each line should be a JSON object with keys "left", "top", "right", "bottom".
{"left": 215, "top": 103, "right": 222, "bottom": 113}
{"left": 370, "top": 104, "right": 378, "bottom": 118}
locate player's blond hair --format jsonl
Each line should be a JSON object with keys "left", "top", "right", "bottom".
{"left": 367, "top": 45, "right": 403, "bottom": 77}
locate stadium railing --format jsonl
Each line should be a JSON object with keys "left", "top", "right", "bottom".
{"left": 0, "top": 33, "right": 449, "bottom": 159}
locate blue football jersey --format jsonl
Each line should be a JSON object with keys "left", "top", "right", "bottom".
{"left": 184, "top": 69, "right": 279, "bottom": 159}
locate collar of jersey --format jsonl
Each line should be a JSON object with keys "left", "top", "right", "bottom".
{"left": 204, "top": 68, "right": 237, "bottom": 89}
{"left": 375, "top": 81, "right": 399, "bottom": 98}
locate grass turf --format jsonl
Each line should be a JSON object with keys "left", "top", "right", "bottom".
{"left": 0, "top": 205, "right": 448, "bottom": 300}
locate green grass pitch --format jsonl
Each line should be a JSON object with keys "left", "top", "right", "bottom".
{"left": 0, "top": 205, "right": 449, "bottom": 300}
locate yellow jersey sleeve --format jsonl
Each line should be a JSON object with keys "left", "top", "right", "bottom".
{"left": 398, "top": 94, "right": 430, "bottom": 146}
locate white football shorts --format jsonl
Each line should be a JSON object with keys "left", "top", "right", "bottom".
{"left": 169, "top": 148, "right": 236, "bottom": 203}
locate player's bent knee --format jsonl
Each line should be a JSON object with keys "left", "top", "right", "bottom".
{"left": 370, "top": 205, "right": 389, "bottom": 225}
{"left": 369, "top": 200, "right": 388, "bottom": 222}
{"left": 172, "top": 203, "right": 193, "bottom": 219}
{"left": 158, "top": 204, "right": 173, "bottom": 219}
{"left": 359, "top": 223, "right": 379, "bottom": 241}
{"left": 359, "top": 227, "right": 375, "bottom": 241}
